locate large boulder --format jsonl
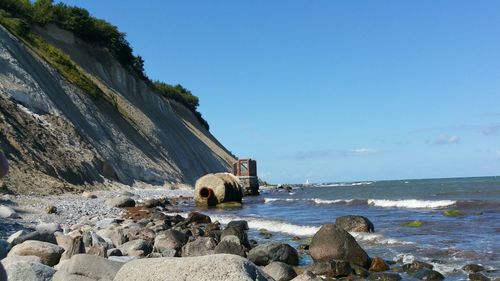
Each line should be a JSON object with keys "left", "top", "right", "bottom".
{"left": 8, "top": 240, "right": 64, "bottom": 266}
{"left": 214, "top": 238, "right": 246, "bottom": 257}
{"left": 263, "top": 261, "right": 297, "bottom": 281}
{"left": 248, "top": 242, "right": 299, "bottom": 266}
{"left": 118, "top": 239, "right": 152, "bottom": 256}
{"left": 309, "top": 224, "right": 370, "bottom": 268}
{"left": 113, "top": 254, "right": 268, "bottom": 281}
{"left": 335, "top": 215, "right": 374, "bottom": 233}
{"left": 181, "top": 237, "right": 217, "bottom": 257}
{"left": 187, "top": 212, "right": 212, "bottom": 225}
{"left": 106, "top": 196, "right": 135, "bottom": 208}
{"left": 10, "top": 231, "right": 57, "bottom": 246}
{"left": 412, "top": 269, "right": 445, "bottom": 281}
{"left": 153, "top": 229, "right": 187, "bottom": 255}
{"left": 4, "top": 261, "right": 55, "bottom": 281}
{"left": 52, "top": 254, "right": 123, "bottom": 281}
{"left": 35, "top": 223, "right": 62, "bottom": 234}
{"left": 221, "top": 226, "right": 250, "bottom": 248}
{"left": 308, "top": 260, "right": 352, "bottom": 278}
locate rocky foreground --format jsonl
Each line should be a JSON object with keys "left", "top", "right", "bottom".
{"left": 0, "top": 189, "right": 495, "bottom": 281}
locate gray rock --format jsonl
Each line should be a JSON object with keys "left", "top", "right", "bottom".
{"left": 291, "top": 271, "right": 323, "bottom": 281}
{"left": 1, "top": 255, "right": 42, "bottom": 267}
{"left": 181, "top": 237, "right": 217, "bottom": 257}
{"left": 10, "top": 231, "right": 57, "bottom": 246}
{"left": 369, "top": 272, "right": 402, "bottom": 281}
{"left": 106, "top": 196, "right": 135, "bottom": 208}
{"left": 118, "top": 239, "right": 152, "bottom": 256}
{"left": 96, "top": 228, "right": 126, "bottom": 247}
{"left": 95, "top": 218, "right": 122, "bottom": 229}
{"left": 159, "top": 248, "right": 177, "bottom": 257}
{"left": 402, "top": 260, "right": 434, "bottom": 274}
{"left": 0, "top": 205, "right": 20, "bottom": 219}
{"left": 248, "top": 242, "right": 299, "bottom": 266}
{"left": 214, "top": 239, "right": 246, "bottom": 257}
{"left": 36, "top": 222, "right": 62, "bottom": 234}
{"left": 0, "top": 240, "right": 8, "bottom": 259}
{"left": 107, "top": 256, "right": 138, "bottom": 263}
{"left": 113, "top": 254, "right": 268, "bottom": 281}
{"left": 463, "top": 264, "right": 486, "bottom": 273}
{"left": 335, "top": 215, "right": 374, "bottom": 233}
{"left": 469, "top": 273, "right": 490, "bottom": 281}
{"left": 107, "top": 248, "right": 122, "bottom": 257}
{"left": 228, "top": 220, "right": 249, "bottom": 230}
{"left": 309, "top": 224, "right": 370, "bottom": 268}
{"left": 187, "top": 212, "right": 212, "bottom": 225}
{"left": 412, "top": 269, "right": 445, "bottom": 281}
{"left": 263, "top": 261, "right": 297, "bottom": 281}
{"left": 308, "top": 260, "right": 352, "bottom": 278}
{"left": 8, "top": 240, "right": 64, "bottom": 266}
{"left": 221, "top": 226, "right": 250, "bottom": 248}
{"left": 4, "top": 261, "right": 55, "bottom": 281}
{"left": 153, "top": 229, "right": 187, "bottom": 255}
{"left": 53, "top": 254, "right": 123, "bottom": 281}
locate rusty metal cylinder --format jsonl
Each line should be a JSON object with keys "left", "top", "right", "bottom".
{"left": 194, "top": 173, "right": 243, "bottom": 206}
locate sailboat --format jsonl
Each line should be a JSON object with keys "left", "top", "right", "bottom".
{"left": 305, "top": 179, "right": 311, "bottom": 186}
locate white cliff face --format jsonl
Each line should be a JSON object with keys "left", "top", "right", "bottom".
{"left": 0, "top": 24, "right": 235, "bottom": 191}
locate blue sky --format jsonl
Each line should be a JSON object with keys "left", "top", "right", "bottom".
{"left": 59, "top": 1, "right": 500, "bottom": 183}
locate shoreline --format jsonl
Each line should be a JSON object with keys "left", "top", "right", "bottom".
{"left": 0, "top": 186, "right": 497, "bottom": 280}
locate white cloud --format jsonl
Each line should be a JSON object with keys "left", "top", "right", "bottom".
{"left": 350, "top": 148, "right": 380, "bottom": 155}
{"left": 434, "top": 135, "right": 460, "bottom": 145}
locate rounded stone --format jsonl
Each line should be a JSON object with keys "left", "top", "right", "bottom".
{"left": 309, "top": 224, "right": 370, "bottom": 268}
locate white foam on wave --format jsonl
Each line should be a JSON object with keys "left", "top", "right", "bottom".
{"left": 213, "top": 215, "right": 320, "bottom": 236}
{"left": 264, "top": 198, "right": 353, "bottom": 205}
{"left": 367, "top": 199, "right": 456, "bottom": 209}
{"left": 263, "top": 198, "right": 300, "bottom": 203}
{"left": 351, "top": 232, "right": 414, "bottom": 245}
{"left": 312, "top": 198, "right": 353, "bottom": 204}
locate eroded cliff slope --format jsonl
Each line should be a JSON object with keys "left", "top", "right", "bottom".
{"left": 0, "top": 24, "right": 235, "bottom": 194}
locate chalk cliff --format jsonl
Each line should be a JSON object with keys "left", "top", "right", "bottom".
{"left": 0, "top": 24, "right": 235, "bottom": 194}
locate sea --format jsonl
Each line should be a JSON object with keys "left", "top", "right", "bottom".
{"left": 180, "top": 176, "right": 500, "bottom": 280}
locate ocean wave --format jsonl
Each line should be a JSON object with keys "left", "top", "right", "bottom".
{"left": 367, "top": 199, "right": 456, "bottom": 209}
{"left": 209, "top": 214, "right": 320, "bottom": 236}
{"left": 263, "top": 198, "right": 300, "bottom": 203}
{"left": 351, "top": 232, "right": 414, "bottom": 245}
{"left": 264, "top": 198, "right": 354, "bottom": 205}
{"left": 312, "top": 198, "right": 354, "bottom": 204}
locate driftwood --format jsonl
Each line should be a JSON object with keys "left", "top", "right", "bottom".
{"left": 194, "top": 173, "right": 243, "bottom": 206}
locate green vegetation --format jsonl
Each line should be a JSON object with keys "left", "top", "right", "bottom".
{"left": 443, "top": 209, "right": 465, "bottom": 217}
{"left": 0, "top": 9, "right": 102, "bottom": 98}
{"left": 401, "top": 220, "right": 425, "bottom": 227}
{"left": 215, "top": 202, "right": 242, "bottom": 209}
{"left": 0, "top": 0, "right": 209, "bottom": 129}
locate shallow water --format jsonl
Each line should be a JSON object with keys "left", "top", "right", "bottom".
{"left": 184, "top": 176, "right": 500, "bottom": 280}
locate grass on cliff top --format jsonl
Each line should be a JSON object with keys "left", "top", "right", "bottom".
{"left": 0, "top": 9, "right": 102, "bottom": 99}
